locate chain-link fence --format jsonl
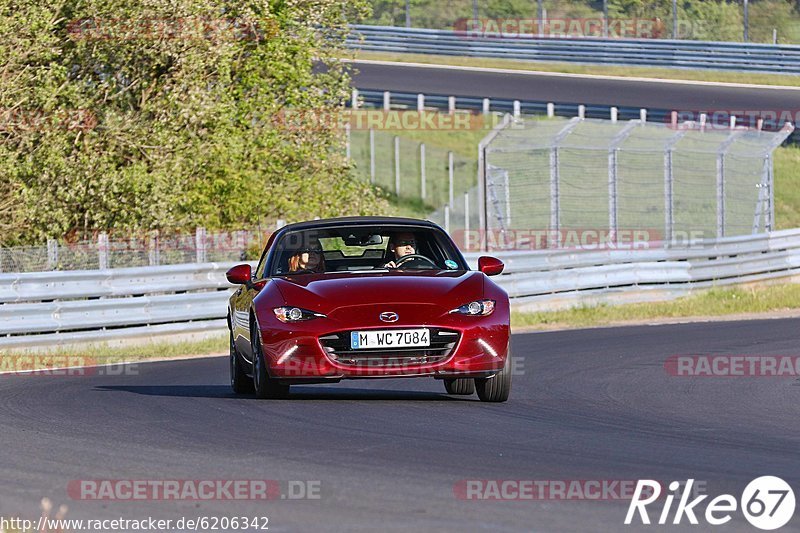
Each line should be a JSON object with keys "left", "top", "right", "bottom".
{"left": 365, "top": 0, "right": 800, "bottom": 44}
{"left": 0, "top": 228, "right": 274, "bottom": 273}
{"left": 469, "top": 115, "right": 793, "bottom": 252}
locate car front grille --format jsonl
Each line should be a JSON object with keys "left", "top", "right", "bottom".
{"left": 318, "top": 328, "right": 460, "bottom": 368}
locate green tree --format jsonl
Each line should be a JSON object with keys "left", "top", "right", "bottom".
{"left": 0, "top": 0, "right": 386, "bottom": 245}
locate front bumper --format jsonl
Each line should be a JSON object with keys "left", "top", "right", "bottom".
{"left": 259, "top": 315, "right": 509, "bottom": 382}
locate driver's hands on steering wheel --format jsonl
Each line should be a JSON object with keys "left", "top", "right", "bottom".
{"left": 384, "top": 254, "right": 437, "bottom": 269}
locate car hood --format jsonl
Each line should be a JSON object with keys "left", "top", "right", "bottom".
{"left": 272, "top": 270, "right": 483, "bottom": 316}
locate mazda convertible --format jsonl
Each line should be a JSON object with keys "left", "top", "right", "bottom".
{"left": 226, "top": 217, "right": 511, "bottom": 402}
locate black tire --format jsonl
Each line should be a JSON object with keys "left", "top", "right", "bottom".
{"left": 475, "top": 355, "right": 512, "bottom": 403}
{"left": 252, "top": 325, "right": 290, "bottom": 400}
{"left": 444, "top": 378, "right": 475, "bottom": 395}
{"left": 230, "top": 328, "right": 254, "bottom": 394}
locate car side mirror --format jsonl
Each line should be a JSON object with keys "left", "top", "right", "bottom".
{"left": 478, "top": 256, "right": 504, "bottom": 276}
{"left": 226, "top": 264, "right": 252, "bottom": 285}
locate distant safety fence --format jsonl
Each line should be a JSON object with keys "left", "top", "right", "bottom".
{"left": 347, "top": 25, "right": 800, "bottom": 75}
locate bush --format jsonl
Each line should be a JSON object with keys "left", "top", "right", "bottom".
{"left": 0, "top": 0, "right": 387, "bottom": 246}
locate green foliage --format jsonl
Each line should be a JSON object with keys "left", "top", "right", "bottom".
{"left": 0, "top": 0, "right": 387, "bottom": 245}
{"left": 365, "top": 0, "right": 800, "bottom": 43}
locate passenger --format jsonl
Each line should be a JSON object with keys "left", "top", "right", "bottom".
{"left": 288, "top": 241, "right": 325, "bottom": 273}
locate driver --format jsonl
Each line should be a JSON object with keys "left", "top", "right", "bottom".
{"left": 384, "top": 232, "right": 417, "bottom": 269}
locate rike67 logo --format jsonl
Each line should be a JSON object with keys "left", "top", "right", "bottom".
{"left": 625, "top": 477, "right": 795, "bottom": 530}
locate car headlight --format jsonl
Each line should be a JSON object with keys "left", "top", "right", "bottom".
{"left": 273, "top": 307, "right": 326, "bottom": 323}
{"left": 450, "top": 300, "right": 495, "bottom": 316}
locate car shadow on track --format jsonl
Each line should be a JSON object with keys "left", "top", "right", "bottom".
{"left": 93, "top": 385, "right": 475, "bottom": 401}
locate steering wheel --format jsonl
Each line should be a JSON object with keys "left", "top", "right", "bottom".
{"left": 394, "top": 254, "right": 438, "bottom": 269}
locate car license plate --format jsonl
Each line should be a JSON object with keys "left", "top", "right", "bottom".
{"left": 350, "top": 329, "right": 430, "bottom": 350}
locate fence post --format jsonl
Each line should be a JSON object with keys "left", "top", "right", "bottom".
{"left": 420, "top": 143, "right": 426, "bottom": 201}
{"left": 195, "top": 227, "right": 207, "bottom": 263}
{"left": 369, "top": 128, "right": 376, "bottom": 184}
{"left": 47, "top": 239, "right": 58, "bottom": 270}
{"left": 148, "top": 230, "right": 160, "bottom": 266}
{"left": 98, "top": 232, "right": 109, "bottom": 269}
{"left": 464, "top": 192, "right": 470, "bottom": 249}
{"left": 345, "top": 122, "right": 351, "bottom": 161}
{"left": 448, "top": 151, "right": 455, "bottom": 207}
{"left": 768, "top": 154, "right": 775, "bottom": 231}
{"left": 394, "top": 136, "right": 401, "bottom": 196}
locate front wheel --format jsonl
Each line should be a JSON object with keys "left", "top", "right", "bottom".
{"left": 475, "top": 355, "right": 512, "bottom": 403}
{"left": 252, "top": 326, "right": 290, "bottom": 399}
{"left": 230, "top": 328, "right": 254, "bottom": 394}
{"left": 444, "top": 378, "right": 475, "bottom": 395}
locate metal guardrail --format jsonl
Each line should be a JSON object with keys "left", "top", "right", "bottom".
{"left": 348, "top": 25, "right": 800, "bottom": 75}
{"left": 352, "top": 89, "right": 800, "bottom": 143}
{"left": 2, "top": 229, "right": 800, "bottom": 348}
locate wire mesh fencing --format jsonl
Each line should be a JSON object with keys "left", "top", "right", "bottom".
{"left": 0, "top": 228, "right": 274, "bottom": 273}
{"left": 477, "top": 115, "right": 793, "bottom": 253}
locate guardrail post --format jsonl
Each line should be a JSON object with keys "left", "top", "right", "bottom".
{"left": 394, "top": 136, "right": 401, "bottom": 196}
{"left": 448, "top": 96, "right": 456, "bottom": 115}
{"left": 195, "top": 227, "right": 207, "bottom": 264}
{"left": 482, "top": 98, "right": 490, "bottom": 115}
{"left": 578, "top": 105, "right": 585, "bottom": 119}
{"left": 149, "top": 230, "right": 160, "bottom": 266}
{"left": 383, "top": 91, "right": 391, "bottom": 111}
{"left": 417, "top": 94, "right": 425, "bottom": 112}
{"left": 640, "top": 109, "right": 647, "bottom": 123}
{"left": 420, "top": 143, "right": 426, "bottom": 201}
{"left": 448, "top": 151, "right": 455, "bottom": 207}
{"left": 547, "top": 103, "right": 555, "bottom": 118}
{"left": 444, "top": 204, "right": 450, "bottom": 234}
{"left": 98, "top": 232, "right": 109, "bottom": 269}
{"left": 369, "top": 128, "right": 376, "bottom": 184}
{"left": 611, "top": 107, "right": 618, "bottom": 123}
{"left": 513, "top": 100, "right": 521, "bottom": 118}
{"left": 47, "top": 239, "right": 58, "bottom": 270}
{"left": 351, "top": 88, "right": 359, "bottom": 109}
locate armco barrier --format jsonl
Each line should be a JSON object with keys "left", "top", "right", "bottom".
{"left": 2, "top": 229, "right": 800, "bottom": 348}
{"left": 347, "top": 25, "right": 800, "bottom": 75}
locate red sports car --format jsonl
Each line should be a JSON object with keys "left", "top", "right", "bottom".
{"left": 226, "top": 217, "right": 511, "bottom": 402}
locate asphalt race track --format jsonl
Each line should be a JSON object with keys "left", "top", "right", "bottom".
{"left": 350, "top": 60, "right": 800, "bottom": 112}
{"left": 1, "top": 318, "right": 799, "bottom": 532}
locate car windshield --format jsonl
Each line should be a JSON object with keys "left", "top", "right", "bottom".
{"left": 270, "top": 225, "right": 466, "bottom": 276}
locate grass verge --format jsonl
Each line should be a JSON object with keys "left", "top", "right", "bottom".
{"left": 353, "top": 51, "right": 800, "bottom": 88}
{"left": 512, "top": 284, "right": 800, "bottom": 330}
{"left": 0, "top": 334, "right": 228, "bottom": 372}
